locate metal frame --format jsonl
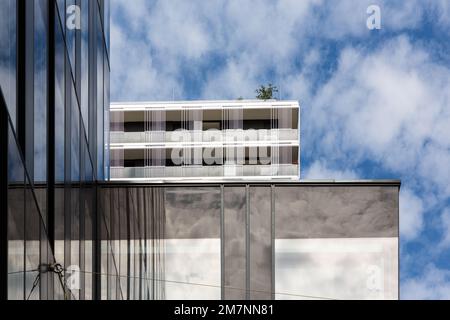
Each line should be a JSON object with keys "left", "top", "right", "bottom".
{"left": 220, "top": 185, "right": 224, "bottom": 300}
{"left": 99, "top": 180, "right": 401, "bottom": 188}
{"left": 271, "top": 185, "right": 275, "bottom": 300}
{"left": 47, "top": 0, "right": 56, "bottom": 256}
{"left": 0, "top": 88, "right": 9, "bottom": 300}
{"left": 397, "top": 190, "right": 401, "bottom": 300}
{"left": 17, "top": 0, "right": 26, "bottom": 155}
{"left": 24, "top": 0, "right": 35, "bottom": 177}
{"left": 245, "top": 184, "right": 250, "bottom": 300}
{"left": 110, "top": 100, "right": 300, "bottom": 112}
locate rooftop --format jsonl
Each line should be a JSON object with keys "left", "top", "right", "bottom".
{"left": 101, "top": 179, "right": 401, "bottom": 187}
{"left": 110, "top": 99, "right": 300, "bottom": 111}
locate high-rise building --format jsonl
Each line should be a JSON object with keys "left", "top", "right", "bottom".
{"left": 110, "top": 100, "right": 300, "bottom": 181}
{"left": 1, "top": 0, "right": 110, "bottom": 300}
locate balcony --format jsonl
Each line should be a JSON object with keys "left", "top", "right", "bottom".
{"left": 110, "top": 164, "right": 299, "bottom": 180}
{"left": 110, "top": 129, "right": 299, "bottom": 145}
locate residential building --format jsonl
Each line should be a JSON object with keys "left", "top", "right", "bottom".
{"left": 110, "top": 100, "right": 300, "bottom": 181}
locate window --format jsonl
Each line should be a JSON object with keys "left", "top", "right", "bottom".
{"left": 0, "top": 0, "right": 17, "bottom": 130}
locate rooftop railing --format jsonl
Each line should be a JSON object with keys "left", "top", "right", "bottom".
{"left": 110, "top": 129, "right": 299, "bottom": 145}
{"left": 110, "top": 164, "right": 299, "bottom": 180}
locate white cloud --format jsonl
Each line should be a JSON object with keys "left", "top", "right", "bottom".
{"left": 305, "top": 36, "right": 450, "bottom": 198}
{"left": 432, "top": 0, "right": 450, "bottom": 27}
{"left": 303, "top": 160, "right": 359, "bottom": 180}
{"left": 400, "top": 189, "right": 425, "bottom": 241}
{"left": 316, "top": 0, "right": 449, "bottom": 37}
{"left": 402, "top": 264, "right": 450, "bottom": 300}
{"left": 110, "top": 4, "right": 183, "bottom": 101}
{"left": 303, "top": 36, "right": 450, "bottom": 239}
{"left": 438, "top": 208, "right": 450, "bottom": 248}
{"left": 111, "top": 0, "right": 150, "bottom": 32}
{"left": 145, "top": 0, "right": 215, "bottom": 60}
{"left": 111, "top": 0, "right": 449, "bottom": 102}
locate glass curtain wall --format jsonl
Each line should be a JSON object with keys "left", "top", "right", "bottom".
{"left": 274, "top": 186, "right": 399, "bottom": 300}
{"left": 1, "top": 0, "right": 110, "bottom": 300}
{"left": 97, "top": 183, "right": 399, "bottom": 300}
{"left": 99, "top": 187, "right": 166, "bottom": 300}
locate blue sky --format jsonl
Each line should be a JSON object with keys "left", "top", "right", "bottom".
{"left": 111, "top": 0, "right": 450, "bottom": 299}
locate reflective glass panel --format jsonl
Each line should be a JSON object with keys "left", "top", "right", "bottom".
{"left": 55, "top": 16, "right": 65, "bottom": 182}
{"left": 0, "top": 0, "right": 17, "bottom": 129}
{"left": 249, "top": 186, "right": 272, "bottom": 300}
{"left": 275, "top": 186, "right": 399, "bottom": 300}
{"left": 223, "top": 187, "right": 246, "bottom": 300}
{"left": 164, "top": 187, "right": 221, "bottom": 299}
{"left": 7, "top": 127, "right": 25, "bottom": 300}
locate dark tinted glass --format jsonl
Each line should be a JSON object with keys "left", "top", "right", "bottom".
{"left": 7, "top": 126, "right": 25, "bottom": 300}
{"left": 223, "top": 187, "right": 246, "bottom": 300}
{"left": 249, "top": 186, "right": 272, "bottom": 300}
{"left": 164, "top": 187, "right": 221, "bottom": 299}
{"left": 275, "top": 186, "right": 399, "bottom": 238}
{"left": 0, "top": 0, "right": 17, "bottom": 129}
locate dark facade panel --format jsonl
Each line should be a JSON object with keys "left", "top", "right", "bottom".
{"left": 0, "top": 0, "right": 17, "bottom": 130}
{"left": 249, "top": 186, "right": 272, "bottom": 300}
{"left": 165, "top": 187, "right": 221, "bottom": 239}
{"left": 223, "top": 187, "right": 246, "bottom": 300}
{"left": 275, "top": 186, "right": 399, "bottom": 239}
{"left": 95, "top": 183, "right": 399, "bottom": 300}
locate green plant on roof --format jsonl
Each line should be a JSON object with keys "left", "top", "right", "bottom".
{"left": 255, "top": 84, "right": 278, "bottom": 100}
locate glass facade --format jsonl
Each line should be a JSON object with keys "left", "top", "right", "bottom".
{"left": 274, "top": 186, "right": 399, "bottom": 300}
{"left": 97, "top": 182, "right": 399, "bottom": 300}
{"left": 1, "top": 0, "right": 109, "bottom": 300}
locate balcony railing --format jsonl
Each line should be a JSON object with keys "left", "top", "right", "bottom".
{"left": 110, "top": 129, "right": 299, "bottom": 145}
{"left": 110, "top": 164, "right": 299, "bottom": 180}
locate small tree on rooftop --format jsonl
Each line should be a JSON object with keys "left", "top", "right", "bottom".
{"left": 256, "top": 84, "right": 278, "bottom": 100}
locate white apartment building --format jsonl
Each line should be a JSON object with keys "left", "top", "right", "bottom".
{"left": 110, "top": 100, "right": 300, "bottom": 181}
